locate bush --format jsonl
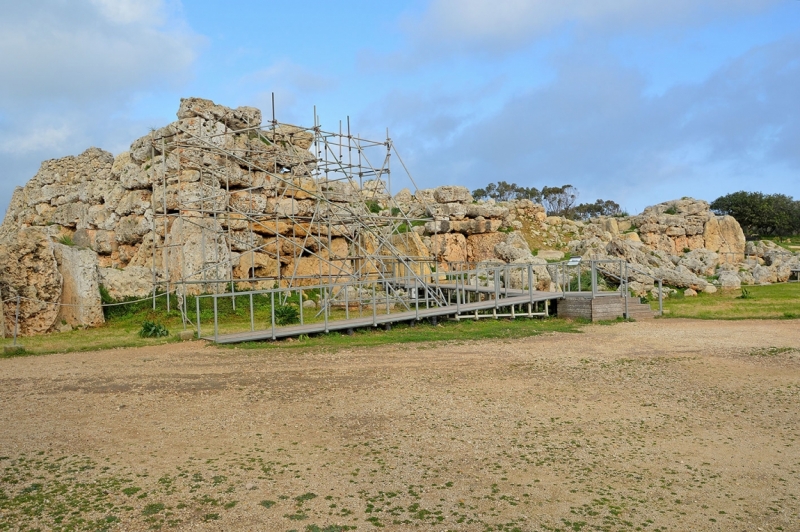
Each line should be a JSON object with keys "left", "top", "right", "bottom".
{"left": 365, "top": 200, "right": 382, "bottom": 214}
{"left": 139, "top": 321, "right": 169, "bottom": 338}
{"left": 274, "top": 304, "right": 300, "bottom": 326}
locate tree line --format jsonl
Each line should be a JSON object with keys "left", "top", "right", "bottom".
{"left": 471, "top": 181, "right": 625, "bottom": 220}
{"left": 472, "top": 182, "right": 798, "bottom": 236}
{"left": 711, "top": 191, "right": 800, "bottom": 237}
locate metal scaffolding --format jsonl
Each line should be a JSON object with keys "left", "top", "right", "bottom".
{"left": 145, "top": 101, "right": 453, "bottom": 329}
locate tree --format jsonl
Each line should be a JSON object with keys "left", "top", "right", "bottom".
{"left": 573, "top": 199, "right": 625, "bottom": 220}
{"left": 472, "top": 181, "right": 541, "bottom": 202}
{"left": 541, "top": 185, "right": 578, "bottom": 217}
{"left": 711, "top": 191, "right": 800, "bottom": 236}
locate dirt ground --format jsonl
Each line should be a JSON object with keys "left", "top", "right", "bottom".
{"left": 1, "top": 319, "right": 799, "bottom": 532}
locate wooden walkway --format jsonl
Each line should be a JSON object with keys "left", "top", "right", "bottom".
{"left": 205, "top": 289, "right": 562, "bottom": 344}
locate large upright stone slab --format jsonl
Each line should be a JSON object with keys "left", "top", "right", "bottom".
{"left": 52, "top": 244, "right": 104, "bottom": 327}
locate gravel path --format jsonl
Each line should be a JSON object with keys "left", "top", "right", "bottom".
{"left": 1, "top": 319, "right": 798, "bottom": 531}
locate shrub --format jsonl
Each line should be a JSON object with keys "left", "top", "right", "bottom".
{"left": 139, "top": 321, "right": 169, "bottom": 338}
{"left": 365, "top": 200, "right": 382, "bottom": 214}
{"left": 664, "top": 206, "right": 678, "bottom": 215}
{"left": 274, "top": 304, "right": 300, "bottom": 325}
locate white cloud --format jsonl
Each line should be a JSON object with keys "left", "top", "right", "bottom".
{"left": 0, "top": 0, "right": 201, "bottom": 213}
{"left": 407, "top": 0, "right": 781, "bottom": 52}
{"left": 0, "top": 0, "right": 199, "bottom": 105}
{"left": 395, "top": 34, "right": 800, "bottom": 211}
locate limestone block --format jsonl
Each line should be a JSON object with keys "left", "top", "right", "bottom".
{"left": 703, "top": 215, "right": 745, "bottom": 262}
{"left": 234, "top": 251, "right": 280, "bottom": 286}
{"left": 414, "top": 188, "right": 436, "bottom": 204}
{"left": 263, "top": 124, "right": 314, "bottom": 150}
{"left": 466, "top": 233, "right": 506, "bottom": 263}
{"left": 52, "top": 244, "right": 104, "bottom": 328}
{"left": 536, "top": 250, "right": 565, "bottom": 261}
{"left": 228, "top": 230, "right": 262, "bottom": 252}
{"left": 177, "top": 97, "right": 262, "bottom": 130}
{"left": 99, "top": 268, "right": 155, "bottom": 301}
{"left": 50, "top": 202, "right": 89, "bottom": 228}
{"left": 465, "top": 204, "right": 509, "bottom": 219}
{"left": 115, "top": 215, "right": 150, "bottom": 245}
{"left": 163, "top": 217, "right": 230, "bottom": 294}
{"left": 393, "top": 188, "right": 414, "bottom": 204}
{"left": 115, "top": 190, "right": 152, "bottom": 216}
{"left": 0, "top": 227, "right": 63, "bottom": 336}
{"left": 424, "top": 220, "right": 451, "bottom": 234}
{"left": 430, "top": 233, "right": 467, "bottom": 264}
{"left": 426, "top": 203, "right": 468, "bottom": 220}
{"left": 449, "top": 219, "right": 502, "bottom": 235}
{"left": 320, "top": 179, "right": 358, "bottom": 203}
{"left": 229, "top": 191, "right": 267, "bottom": 214}
{"left": 282, "top": 255, "right": 352, "bottom": 287}
{"left": 600, "top": 217, "right": 620, "bottom": 235}
{"left": 114, "top": 152, "right": 151, "bottom": 190}
{"left": 433, "top": 185, "right": 472, "bottom": 204}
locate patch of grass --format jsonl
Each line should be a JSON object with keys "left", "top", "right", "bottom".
{"left": 232, "top": 317, "right": 581, "bottom": 353}
{"left": 748, "top": 346, "right": 799, "bottom": 357}
{"left": 260, "top": 499, "right": 276, "bottom": 508}
{"left": 57, "top": 234, "right": 75, "bottom": 246}
{"left": 141, "top": 502, "right": 165, "bottom": 516}
{"left": 655, "top": 283, "right": 800, "bottom": 320}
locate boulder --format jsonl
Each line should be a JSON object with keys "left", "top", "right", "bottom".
{"left": 52, "top": 244, "right": 104, "bottom": 327}
{"left": 752, "top": 264, "right": 775, "bottom": 285}
{"left": 684, "top": 288, "right": 698, "bottom": 297}
{"left": 678, "top": 249, "right": 719, "bottom": 276}
{"left": 717, "top": 271, "right": 742, "bottom": 290}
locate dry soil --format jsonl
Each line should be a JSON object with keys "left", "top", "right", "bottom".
{"left": 1, "top": 319, "right": 799, "bottom": 531}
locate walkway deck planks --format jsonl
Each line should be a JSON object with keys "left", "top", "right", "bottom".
{"left": 205, "top": 290, "right": 562, "bottom": 344}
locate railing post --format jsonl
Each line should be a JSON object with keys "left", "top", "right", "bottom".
{"left": 624, "top": 261, "right": 629, "bottom": 319}
{"left": 528, "top": 264, "right": 534, "bottom": 305}
{"left": 299, "top": 289, "right": 304, "bottom": 325}
{"left": 323, "top": 286, "right": 329, "bottom": 333}
{"left": 494, "top": 266, "right": 499, "bottom": 309}
{"left": 372, "top": 284, "right": 377, "bottom": 327}
{"left": 344, "top": 285, "right": 349, "bottom": 320}
{"left": 13, "top": 295, "right": 20, "bottom": 347}
{"left": 658, "top": 279, "right": 663, "bottom": 317}
{"left": 213, "top": 294, "right": 218, "bottom": 343}
{"left": 270, "top": 291, "right": 275, "bottom": 340}
{"left": 249, "top": 293, "right": 254, "bottom": 332}
{"left": 415, "top": 277, "right": 420, "bottom": 320}
{"left": 196, "top": 295, "right": 201, "bottom": 339}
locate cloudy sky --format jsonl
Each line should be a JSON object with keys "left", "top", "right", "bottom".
{"left": 1, "top": 0, "right": 799, "bottom": 215}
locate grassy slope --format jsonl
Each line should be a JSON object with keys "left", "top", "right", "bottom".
{"left": 654, "top": 282, "right": 799, "bottom": 320}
